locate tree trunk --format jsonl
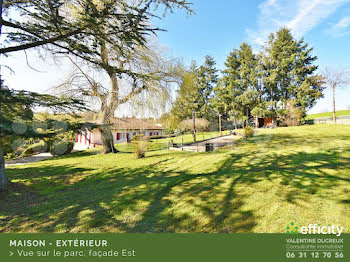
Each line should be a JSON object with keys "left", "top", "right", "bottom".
{"left": 0, "top": 143, "right": 9, "bottom": 191}
{"left": 333, "top": 86, "right": 336, "bottom": 124}
{"left": 192, "top": 112, "right": 196, "bottom": 143}
{"left": 101, "top": 127, "right": 118, "bottom": 154}
{"left": 255, "top": 115, "right": 259, "bottom": 129}
{"left": 0, "top": 1, "right": 8, "bottom": 191}
{"left": 234, "top": 117, "right": 238, "bottom": 130}
{"left": 100, "top": 111, "right": 118, "bottom": 154}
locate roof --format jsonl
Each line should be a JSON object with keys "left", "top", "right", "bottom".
{"left": 94, "top": 118, "right": 164, "bottom": 130}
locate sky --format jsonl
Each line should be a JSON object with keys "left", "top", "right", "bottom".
{"left": 2, "top": 0, "right": 350, "bottom": 115}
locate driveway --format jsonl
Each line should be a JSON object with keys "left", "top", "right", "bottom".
{"left": 5, "top": 152, "right": 53, "bottom": 167}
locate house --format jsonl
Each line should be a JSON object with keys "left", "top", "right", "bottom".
{"left": 75, "top": 118, "right": 164, "bottom": 148}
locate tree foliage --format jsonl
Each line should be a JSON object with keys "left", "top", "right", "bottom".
{"left": 1, "top": 0, "right": 192, "bottom": 57}
{"left": 212, "top": 28, "right": 324, "bottom": 128}
{"left": 0, "top": 82, "right": 89, "bottom": 190}
{"left": 171, "top": 56, "right": 218, "bottom": 123}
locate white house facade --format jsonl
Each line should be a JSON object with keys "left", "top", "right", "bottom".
{"left": 75, "top": 118, "right": 164, "bottom": 148}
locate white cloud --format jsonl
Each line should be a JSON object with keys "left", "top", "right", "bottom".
{"left": 328, "top": 16, "right": 350, "bottom": 37}
{"left": 335, "top": 16, "right": 350, "bottom": 28}
{"left": 247, "top": 0, "right": 350, "bottom": 46}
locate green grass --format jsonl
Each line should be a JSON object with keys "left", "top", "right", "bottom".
{"left": 306, "top": 110, "right": 350, "bottom": 119}
{"left": 1, "top": 125, "right": 350, "bottom": 233}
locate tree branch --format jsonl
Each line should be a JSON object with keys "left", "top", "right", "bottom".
{"left": 0, "top": 19, "right": 82, "bottom": 54}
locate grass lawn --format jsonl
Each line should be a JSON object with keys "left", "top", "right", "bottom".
{"left": 306, "top": 110, "right": 350, "bottom": 119}
{"left": 1, "top": 125, "right": 349, "bottom": 233}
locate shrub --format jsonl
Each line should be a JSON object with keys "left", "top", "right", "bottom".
{"left": 50, "top": 140, "right": 74, "bottom": 156}
{"left": 131, "top": 135, "right": 148, "bottom": 158}
{"left": 280, "top": 100, "right": 303, "bottom": 126}
{"left": 5, "top": 153, "right": 16, "bottom": 160}
{"left": 134, "top": 141, "right": 147, "bottom": 158}
{"left": 244, "top": 127, "right": 254, "bottom": 138}
{"left": 130, "top": 134, "right": 148, "bottom": 142}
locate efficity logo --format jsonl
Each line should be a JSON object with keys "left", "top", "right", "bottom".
{"left": 286, "top": 222, "right": 299, "bottom": 234}
{"left": 286, "top": 222, "right": 343, "bottom": 237}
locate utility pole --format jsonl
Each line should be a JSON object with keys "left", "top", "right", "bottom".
{"left": 219, "top": 114, "right": 222, "bottom": 137}
{"left": 192, "top": 111, "right": 196, "bottom": 143}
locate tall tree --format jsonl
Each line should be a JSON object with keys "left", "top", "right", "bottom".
{"left": 196, "top": 55, "right": 218, "bottom": 120}
{"left": 59, "top": 43, "right": 181, "bottom": 153}
{"left": 323, "top": 68, "right": 350, "bottom": 124}
{"left": 251, "top": 52, "right": 268, "bottom": 128}
{"left": 214, "top": 43, "right": 260, "bottom": 128}
{"left": 264, "top": 28, "right": 325, "bottom": 119}
{"left": 171, "top": 61, "right": 199, "bottom": 121}
{"left": 1, "top": 0, "right": 192, "bottom": 154}
{"left": 236, "top": 42, "right": 259, "bottom": 127}
{"left": 171, "top": 56, "right": 218, "bottom": 124}
{"left": 213, "top": 49, "right": 241, "bottom": 128}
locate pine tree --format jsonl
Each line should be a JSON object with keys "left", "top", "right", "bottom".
{"left": 214, "top": 43, "right": 260, "bottom": 128}
{"left": 196, "top": 56, "right": 218, "bottom": 121}
{"left": 264, "top": 28, "right": 325, "bottom": 119}
{"left": 214, "top": 49, "right": 241, "bottom": 128}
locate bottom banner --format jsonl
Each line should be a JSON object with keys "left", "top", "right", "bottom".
{"left": 0, "top": 233, "right": 347, "bottom": 262}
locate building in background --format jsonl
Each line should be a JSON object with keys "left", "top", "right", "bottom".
{"left": 75, "top": 118, "right": 164, "bottom": 149}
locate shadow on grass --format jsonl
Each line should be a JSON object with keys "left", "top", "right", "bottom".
{"left": 1, "top": 143, "right": 350, "bottom": 233}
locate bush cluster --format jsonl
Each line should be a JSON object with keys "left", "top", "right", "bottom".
{"left": 244, "top": 127, "right": 254, "bottom": 138}
{"left": 50, "top": 141, "right": 74, "bottom": 156}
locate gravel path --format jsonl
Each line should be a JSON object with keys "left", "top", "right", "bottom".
{"left": 5, "top": 152, "right": 53, "bottom": 167}
{"left": 172, "top": 135, "right": 241, "bottom": 152}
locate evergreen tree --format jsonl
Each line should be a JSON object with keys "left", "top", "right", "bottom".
{"left": 171, "top": 56, "right": 218, "bottom": 125}
{"left": 264, "top": 28, "right": 325, "bottom": 119}
{"left": 0, "top": 82, "right": 88, "bottom": 191}
{"left": 214, "top": 43, "right": 260, "bottom": 128}
{"left": 213, "top": 49, "right": 241, "bottom": 128}
{"left": 196, "top": 55, "right": 218, "bottom": 120}
{"left": 1, "top": 0, "right": 192, "bottom": 56}
{"left": 236, "top": 43, "right": 259, "bottom": 126}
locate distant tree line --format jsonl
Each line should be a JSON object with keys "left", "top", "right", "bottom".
{"left": 168, "top": 28, "right": 325, "bottom": 130}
